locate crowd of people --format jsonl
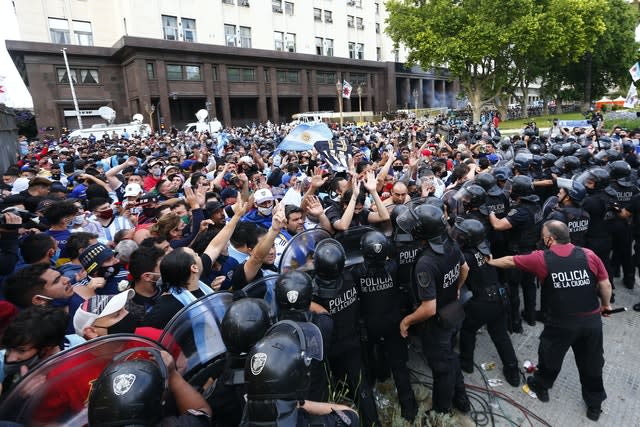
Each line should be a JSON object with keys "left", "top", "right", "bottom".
{"left": 0, "top": 114, "right": 636, "bottom": 425}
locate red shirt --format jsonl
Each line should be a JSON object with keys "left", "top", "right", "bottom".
{"left": 513, "top": 243, "right": 609, "bottom": 283}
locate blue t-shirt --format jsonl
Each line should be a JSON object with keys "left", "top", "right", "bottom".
{"left": 47, "top": 229, "right": 71, "bottom": 254}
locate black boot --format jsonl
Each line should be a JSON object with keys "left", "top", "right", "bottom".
{"left": 399, "top": 397, "right": 418, "bottom": 423}
{"left": 503, "top": 366, "right": 521, "bottom": 387}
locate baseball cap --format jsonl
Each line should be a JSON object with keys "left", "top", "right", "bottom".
{"left": 79, "top": 243, "right": 114, "bottom": 275}
{"left": 123, "top": 183, "right": 143, "bottom": 197}
{"left": 73, "top": 290, "right": 134, "bottom": 335}
{"left": 205, "top": 201, "right": 224, "bottom": 212}
{"left": 254, "top": 188, "right": 275, "bottom": 204}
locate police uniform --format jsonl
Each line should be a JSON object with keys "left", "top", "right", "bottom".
{"left": 350, "top": 260, "right": 416, "bottom": 416}
{"left": 546, "top": 206, "right": 590, "bottom": 247}
{"left": 313, "top": 271, "right": 379, "bottom": 426}
{"left": 609, "top": 180, "right": 638, "bottom": 288}
{"left": 393, "top": 239, "right": 423, "bottom": 314}
{"left": 583, "top": 187, "right": 616, "bottom": 279}
{"left": 513, "top": 243, "right": 608, "bottom": 412}
{"left": 413, "top": 239, "right": 468, "bottom": 413}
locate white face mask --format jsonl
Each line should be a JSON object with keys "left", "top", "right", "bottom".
{"left": 257, "top": 206, "right": 273, "bottom": 216}
{"left": 72, "top": 214, "right": 85, "bottom": 225}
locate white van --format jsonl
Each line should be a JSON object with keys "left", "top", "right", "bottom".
{"left": 69, "top": 122, "right": 151, "bottom": 139}
{"left": 184, "top": 119, "right": 222, "bottom": 134}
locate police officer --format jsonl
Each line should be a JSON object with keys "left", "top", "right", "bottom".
{"left": 213, "top": 298, "right": 272, "bottom": 427}
{"left": 276, "top": 270, "right": 333, "bottom": 402}
{"left": 456, "top": 184, "right": 490, "bottom": 231}
{"left": 350, "top": 230, "right": 418, "bottom": 422}
{"left": 396, "top": 204, "right": 471, "bottom": 415}
{"left": 451, "top": 219, "right": 520, "bottom": 387}
{"left": 607, "top": 160, "right": 639, "bottom": 289}
{"left": 391, "top": 205, "right": 423, "bottom": 315}
{"left": 488, "top": 175, "right": 542, "bottom": 331}
{"left": 241, "top": 322, "right": 359, "bottom": 426}
{"left": 311, "top": 239, "right": 380, "bottom": 426}
{"left": 545, "top": 179, "right": 590, "bottom": 247}
{"left": 488, "top": 220, "right": 612, "bottom": 422}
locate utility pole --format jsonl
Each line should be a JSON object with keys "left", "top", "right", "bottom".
{"left": 61, "top": 48, "right": 83, "bottom": 129}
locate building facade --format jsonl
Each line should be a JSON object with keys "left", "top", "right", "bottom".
{"left": 7, "top": 0, "right": 459, "bottom": 133}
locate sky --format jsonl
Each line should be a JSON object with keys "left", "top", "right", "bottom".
{"left": 0, "top": 0, "right": 34, "bottom": 108}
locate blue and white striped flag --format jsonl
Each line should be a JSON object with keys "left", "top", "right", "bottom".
{"left": 275, "top": 123, "right": 333, "bottom": 152}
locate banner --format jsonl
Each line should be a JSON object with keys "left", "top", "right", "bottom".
{"left": 276, "top": 123, "right": 333, "bottom": 152}
{"left": 630, "top": 62, "right": 640, "bottom": 82}
{"left": 624, "top": 83, "right": 638, "bottom": 108}
{"left": 558, "top": 120, "right": 591, "bottom": 128}
{"left": 342, "top": 80, "right": 352, "bottom": 99}
{"left": 314, "top": 138, "right": 351, "bottom": 172}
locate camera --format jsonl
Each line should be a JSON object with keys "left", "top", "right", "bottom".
{"left": 0, "top": 207, "right": 39, "bottom": 227}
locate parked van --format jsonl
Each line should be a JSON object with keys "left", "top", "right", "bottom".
{"left": 69, "top": 122, "right": 152, "bottom": 139}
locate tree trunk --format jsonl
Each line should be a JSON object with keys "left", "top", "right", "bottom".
{"left": 583, "top": 52, "right": 592, "bottom": 110}
{"left": 496, "top": 93, "right": 509, "bottom": 122}
{"left": 520, "top": 87, "right": 529, "bottom": 119}
{"left": 469, "top": 88, "right": 483, "bottom": 123}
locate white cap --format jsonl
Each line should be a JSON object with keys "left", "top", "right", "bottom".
{"left": 123, "top": 183, "right": 143, "bottom": 197}
{"left": 254, "top": 188, "right": 275, "bottom": 204}
{"left": 73, "top": 289, "right": 134, "bottom": 336}
{"left": 239, "top": 155, "right": 254, "bottom": 165}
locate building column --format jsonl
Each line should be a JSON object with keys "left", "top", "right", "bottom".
{"left": 310, "top": 70, "right": 319, "bottom": 111}
{"left": 440, "top": 80, "right": 446, "bottom": 109}
{"left": 427, "top": 79, "right": 435, "bottom": 108}
{"left": 401, "top": 78, "right": 410, "bottom": 109}
{"left": 269, "top": 68, "right": 279, "bottom": 122}
{"left": 218, "top": 64, "right": 232, "bottom": 126}
{"left": 156, "top": 59, "right": 172, "bottom": 130}
{"left": 202, "top": 63, "right": 217, "bottom": 119}
{"left": 257, "top": 65, "right": 268, "bottom": 123}
{"left": 365, "top": 73, "right": 373, "bottom": 111}
{"left": 417, "top": 79, "right": 424, "bottom": 109}
{"left": 300, "top": 69, "right": 310, "bottom": 112}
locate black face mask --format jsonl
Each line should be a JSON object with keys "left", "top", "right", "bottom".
{"left": 3, "top": 353, "right": 40, "bottom": 386}
{"left": 95, "top": 263, "right": 122, "bottom": 279}
{"left": 106, "top": 312, "right": 138, "bottom": 335}
{"left": 51, "top": 174, "right": 61, "bottom": 180}
{"left": 142, "top": 207, "right": 158, "bottom": 218}
{"left": 393, "top": 165, "right": 404, "bottom": 172}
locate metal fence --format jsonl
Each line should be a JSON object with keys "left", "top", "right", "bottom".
{"left": 0, "top": 106, "right": 19, "bottom": 174}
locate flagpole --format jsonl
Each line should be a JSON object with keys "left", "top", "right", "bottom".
{"left": 336, "top": 81, "right": 343, "bottom": 130}
{"left": 61, "top": 48, "right": 83, "bottom": 130}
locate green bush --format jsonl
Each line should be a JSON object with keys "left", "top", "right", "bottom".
{"left": 607, "top": 118, "right": 640, "bottom": 131}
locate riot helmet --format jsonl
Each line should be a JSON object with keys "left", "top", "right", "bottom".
{"left": 550, "top": 144, "right": 564, "bottom": 157}
{"left": 574, "top": 148, "right": 591, "bottom": 163}
{"left": 622, "top": 140, "right": 634, "bottom": 154}
{"left": 563, "top": 156, "right": 580, "bottom": 173}
{"left": 88, "top": 348, "right": 168, "bottom": 427}
{"left": 451, "top": 218, "right": 491, "bottom": 256}
{"left": 499, "top": 138, "right": 512, "bottom": 151}
{"left": 529, "top": 143, "right": 542, "bottom": 155}
{"left": 542, "top": 153, "right": 557, "bottom": 168}
{"left": 556, "top": 178, "right": 587, "bottom": 204}
{"left": 513, "top": 140, "right": 527, "bottom": 151}
{"left": 510, "top": 175, "right": 537, "bottom": 202}
{"left": 474, "top": 173, "right": 502, "bottom": 197}
{"left": 576, "top": 167, "right": 610, "bottom": 192}
{"left": 275, "top": 271, "right": 313, "bottom": 313}
{"left": 312, "top": 239, "right": 345, "bottom": 298}
{"left": 457, "top": 184, "right": 487, "bottom": 211}
{"left": 221, "top": 298, "right": 271, "bottom": 354}
{"left": 396, "top": 204, "right": 446, "bottom": 254}
{"left": 360, "top": 230, "right": 391, "bottom": 265}
{"left": 608, "top": 160, "right": 632, "bottom": 187}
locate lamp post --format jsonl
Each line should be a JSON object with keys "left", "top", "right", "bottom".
{"left": 61, "top": 48, "right": 83, "bottom": 129}
{"left": 413, "top": 88, "right": 419, "bottom": 118}
{"left": 357, "top": 85, "right": 363, "bottom": 124}
{"left": 144, "top": 103, "right": 156, "bottom": 133}
{"left": 335, "top": 81, "right": 343, "bottom": 129}
{"left": 205, "top": 99, "right": 213, "bottom": 133}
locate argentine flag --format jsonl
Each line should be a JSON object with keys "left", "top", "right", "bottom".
{"left": 275, "top": 123, "right": 333, "bottom": 153}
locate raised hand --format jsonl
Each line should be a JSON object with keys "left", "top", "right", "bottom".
{"left": 363, "top": 171, "right": 378, "bottom": 193}
{"left": 270, "top": 201, "right": 286, "bottom": 232}
{"left": 350, "top": 174, "right": 361, "bottom": 198}
{"left": 305, "top": 195, "right": 325, "bottom": 217}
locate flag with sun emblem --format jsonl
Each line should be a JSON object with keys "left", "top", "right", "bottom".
{"left": 275, "top": 123, "right": 333, "bottom": 152}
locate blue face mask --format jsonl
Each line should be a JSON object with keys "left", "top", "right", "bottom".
{"left": 51, "top": 247, "right": 61, "bottom": 264}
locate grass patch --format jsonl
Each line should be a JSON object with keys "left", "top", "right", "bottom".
{"left": 606, "top": 118, "right": 640, "bottom": 132}
{"left": 498, "top": 112, "right": 585, "bottom": 130}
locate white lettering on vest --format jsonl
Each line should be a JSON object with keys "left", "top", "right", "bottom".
{"left": 567, "top": 219, "right": 589, "bottom": 233}
{"left": 399, "top": 248, "right": 420, "bottom": 265}
{"left": 550, "top": 269, "right": 591, "bottom": 289}
{"left": 443, "top": 264, "right": 460, "bottom": 289}
{"left": 327, "top": 287, "right": 358, "bottom": 314}
{"left": 359, "top": 274, "right": 394, "bottom": 293}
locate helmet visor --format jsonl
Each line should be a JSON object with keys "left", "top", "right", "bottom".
{"left": 395, "top": 207, "right": 419, "bottom": 234}
{"left": 267, "top": 320, "right": 323, "bottom": 362}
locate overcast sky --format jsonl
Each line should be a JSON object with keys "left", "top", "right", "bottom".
{"left": 1, "top": 0, "right": 34, "bottom": 109}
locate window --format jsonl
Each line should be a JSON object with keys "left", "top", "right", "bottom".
{"left": 73, "top": 20, "right": 93, "bottom": 46}
{"left": 356, "top": 17, "right": 364, "bottom": 30}
{"left": 357, "top": 43, "right": 364, "bottom": 59}
{"left": 353, "top": 0, "right": 362, "bottom": 7}
{"left": 49, "top": 18, "right": 70, "bottom": 44}
{"left": 276, "top": 69, "right": 299, "bottom": 83}
{"left": 272, "top": 0, "right": 283, "bottom": 13}
{"left": 351, "top": 72, "right": 366, "bottom": 86}
{"left": 348, "top": 42, "right": 356, "bottom": 59}
{"left": 324, "top": 10, "right": 332, "bottom": 23}
{"left": 239, "top": 26, "right": 251, "bottom": 48}
{"left": 222, "top": 0, "right": 234, "bottom": 4}
{"left": 285, "top": 2, "right": 294, "bottom": 15}
{"left": 376, "top": 46, "right": 381, "bottom": 61}
{"left": 224, "top": 24, "right": 237, "bottom": 47}
{"left": 212, "top": 65, "right": 218, "bottom": 81}
{"left": 264, "top": 69, "right": 270, "bottom": 82}
{"left": 182, "top": 18, "right": 196, "bottom": 42}
{"left": 347, "top": 15, "right": 354, "bottom": 27}
{"left": 394, "top": 49, "right": 399, "bottom": 62}
{"left": 147, "top": 62, "right": 156, "bottom": 79}
{"left": 285, "top": 33, "right": 296, "bottom": 52}
{"left": 228, "top": 67, "right": 256, "bottom": 82}
{"left": 166, "top": 64, "right": 201, "bottom": 80}
{"left": 274, "top": 31, "right": 284, "bottom": 51}
{"left": 239, "top": 0, "right": 250, "bottom": 6}
{"left": 375, "top": 2, "right": 380, "bottom": 14}
{"left": 316, "top": 71, "right": 336, "bottom": 85}
{"left": 375, "top": 23, "right": 380, "bottom": 33}
{"left": 315, "top": 37, "right": 323, "bottom": 55}
{"left": 313, "top": 8, "right": 322, "bottom": 21}
{"left": 57, "top": 68, "right": 99, "bottom": 84}
{"left": 162, "top": 15, "right": 179, "bottom": 41}
{"left": 324, "top": 38, "right": 333, "bottom": 56}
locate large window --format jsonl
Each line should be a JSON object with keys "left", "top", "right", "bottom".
{"left": 375, "top": 23, "right": 380, "bottom": 33}
{"left": 274, "top": 31, "right": 284, "bottom": 51}
{"left": 313, "top": 8, "right": 322, "bottom": 21}
{"left": 182, "top": 18, "right": 196, "bottom": 42}
{"left": 324, "top": 10, "right": 333, "bottom": 23}
{"left": 224, "top": 24, "right": 237, "bottom": 47}
{"left": 348, "top": 42, "right": 356, "bottom": 59}
{"left": 356, "top": 43, "right": 364, "bottom": 60}
{"left": 316, "top": 71, "right": 336, "bottom": 85}
{"left": 276, "top": 69, "right": 299, "bottom": 83}
{"left": 315, "top": 37, "right": 332, "bottom": 56}
{"left": 162, "top": 15, "right": 179, "bottom": 41}
{"left": 272, "top": 0, "right": 283, "bottom": 13}
{"left": 147, "top": 62, "right": 156, "bottom": 79}
{"left": 228, "top": 67, "right": 256, "bottom": 82}
{"left": 73, "top": 21, "right": 93, "bottom": 46}
{"left": 350, "top": 72, "right": 367, "bottom": 86}
{"left": 239, "top": 26, "right": 252, "bottom": 48}
{"left": 212, "top": 65, "right": 218, "bottom": 81}
{"left": 222, "top": 0, "right": 234, "bottom": 4}
{"left": 356, "top": 17, "right": 364, "bottom": 30}
{"left": 285, "top": 33, "right": 296, "bottom": 52}
{"left": 49, "top": 18, "right": 70, "bottom": 44}
{"left": 285, "top": 1, "right": 294, "bottom": 15}
{"left": 166, "top": 64, "right": 201, "bottom": 80}
{"left": 57, "top": 68, "right": 99, "bottom": 84}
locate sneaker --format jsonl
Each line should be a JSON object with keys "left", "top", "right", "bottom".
{"left": 452, "top": 393, "right": 471, "bottom": 413}
{"left": 400, "top": 397, "right": 418, "bottom": 423}
{"left": 586, "top": 406, "right": 601, "bottom": 421}
{"left": 526, "top": 376, "right": 549, "bottom": 402}
{"left": 504, "top": 367, "right": 521, "bottom": 387}
{"left": 460, "top": 359, "right": 474, "bottom": 374}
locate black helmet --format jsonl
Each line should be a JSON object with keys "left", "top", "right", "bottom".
{"left": 574, "top": 148, "right": 591, "bottom": 162}
{"left": 577, "top": 167, "right": 610, "bottom": 191}
{"left": 492, "top": 166, "right": 513, "bottom": 182}
{"left": 542, "top": 153, "right": 557, "bottom": 168}
{"left": 606, "top": 149, "right": 622, "bottom": 162}
{"left": 396, "top": 204, "right": 446, "bottom": 253}
{"left": 556, "top": 178, "right": 587, "bottom": 203}
{"left": 221, "top": 298, "right": 271, "bottom": 354}
{"left": 499, "top": 138, "right": 512, "bottom": 150}
{"left": 608, "top": 160, "right": 631, "bottom": 181}
{"left": 510, "top": 175, "right": 537, "bottom": 201}
{"left": 513, "top": 153, "right": 531, "bottom": 173}
{"left": 360, "top": 230, "right": 391, "bottom": 264}
{"left": 513, "top": 140, "right": 527, "bottom": 151}
{"left": 474, "top": 173, "right": 502, "bottom": 196}
{"left": 276, "top": 271, "right": 313, "bottom": 312}
{"left": 312, "top": 239, "right": 345, "bottom": 298}
{"left": 88, "top": 349, "right": 168, "bottom": 427}
{"left": 564, "top": 156, "right": 580, "bottom": 172}
{"left": 391, "top": 204, "right": 412, "bottom": 242}
{"left": 245, "top": 321, "right": 323, "bottom": 401}
{"left": 622, "top": 140, "right": 634, "bottom": 154}
{"left": 529, "top": 143, "right": 542, "bottom": 155}
{"left": 457, "top": 184, "right": 487, "bottom": 210}
{"left": 550, "top": 144, "right": 564, "bottom": 157}
{"left": 452, "top": 218, "right": 491, "bottom": 255}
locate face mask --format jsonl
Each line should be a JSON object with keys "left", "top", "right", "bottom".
{"left": 51, "top": 174, "right": 61, "bottom": 180}
{"left": 35, "top": 294, "right": 71, "bottom": 308}
{"left": 152, "top": 168, "right": 162, "bottom": 177}
{"left": 51, "top": 247, "right": 61, "bottom": 264}
{"left": 106, "top": 312, "right": 138, "bottom": 334}
{"left": 180, "top": 215, "right": 190, "bottom": 225}
{"left": 96, "top": 209, "right": 114, "bottom": 220}
{"left": 96, "top": 263, "right": 121, "bottom": 279}
{"left": 73, "top": 214, "right": 85, "bottom": 225}
{"left": 4, "top": 353, "right": 40, "bottom": 383}
{"left": 393, "top": 165, "right": 404, "bottom": 172}
{"left": 257, "top": 206, "right": 272, "bottom": 216}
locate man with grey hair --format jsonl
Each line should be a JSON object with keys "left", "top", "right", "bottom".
{"left": 488, "top": 220, "right": 612, "bottom": 421}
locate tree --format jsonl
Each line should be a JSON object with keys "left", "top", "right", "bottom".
{"left": 385, "top": 0, "right": 608, "bottom": 122}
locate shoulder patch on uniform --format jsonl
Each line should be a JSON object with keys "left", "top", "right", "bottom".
{"left": 507, "top": 209, "right": 518, "bottom": 216}
{"left": 332, "top": 409, "right": 352, "bottom": 425}
{"left": 417, "top": 271, "right": 431, "bottom": 289}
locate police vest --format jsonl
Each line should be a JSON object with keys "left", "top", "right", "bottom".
{"left": 549, "top": 206, "right": 590, "bottom": 247}
{"left": 314, "top": 272, "right": 360, "bottom": 352}
{"left": 610, "top": 181, "right": 638, "bottom": 205}
{"left": 542, "top": 247, "right": 599, "bottom": 320}
{"left": 583, "top": 190, "right": 616, "bottom": 239}
{"left": 485, "top": 193, "right": 508, "bottom": 218}
{"left": 351, "top": 262, "right": 400, "bottom": 321}
{"left": 507, "top": 201, "right": 542, "bottom": 253}
{"left": 395, "top": 240, "right": 422, "bottom": 285}
{"left": 414, "top": 240, "right": 461, "bottom": 310}
{"left": 462, "top": 248, "right": 501, "bottom": 296}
